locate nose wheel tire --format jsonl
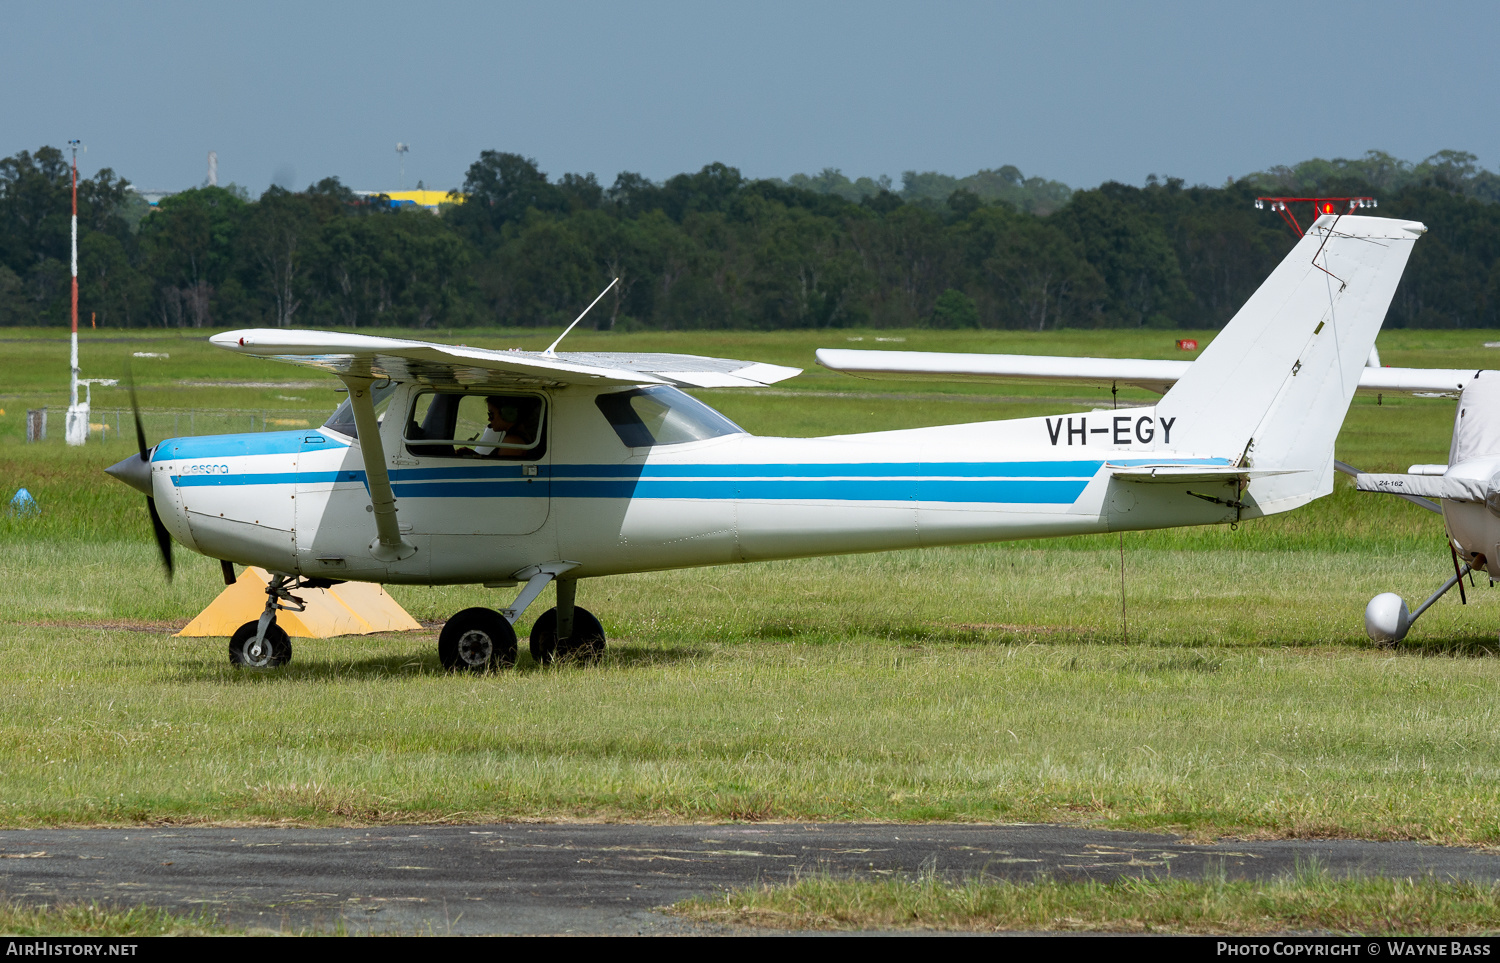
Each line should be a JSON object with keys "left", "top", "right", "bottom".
{"left": 529, "top": 606, "right": 606, "bottom": 666}
{"left": 229, "top": 621, "right": 293, "bottom": 668}
{"left": 439, "top": 607, "right": 518, "bottom": 672}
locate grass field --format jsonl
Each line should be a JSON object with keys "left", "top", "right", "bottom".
{"left": 0, "top": 326, "right": 1496, "bottom": 846}
{"left": 672, "top": 865, "right": 1500, "bottom": 934}
{"left": 0, "top": 901, "right": 227, "bottom": 937}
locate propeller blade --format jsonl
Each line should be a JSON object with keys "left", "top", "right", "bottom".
{"left": 119, "top": 361, "right": 172, "bottom": 580}
{"left": 146, "top": 497, "right": 174, "bottom": 580}
{"left": 126, "top": 362, "right": 149, "bottom": 461}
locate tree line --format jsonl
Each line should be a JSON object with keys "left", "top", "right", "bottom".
{"left": 2, "top": 145, "right": 1498, "bottom": 332}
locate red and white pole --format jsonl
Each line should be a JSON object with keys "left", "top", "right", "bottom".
{"left": 64, "top": 139, "right": 87, "bottom": 446}
{"left": 69, "top": 141, "right": 79, "bottom": 411}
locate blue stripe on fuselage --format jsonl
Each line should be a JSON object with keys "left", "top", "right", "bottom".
{"left": 164, "top": 448, "right": 1232, "bottom": 505}
{"left": 546, "top": 478, "right": 1089, "bottom": 502}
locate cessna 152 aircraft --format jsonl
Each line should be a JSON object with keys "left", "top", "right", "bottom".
{"left": 106, "top": 213, "right": 1424, "bottom": 671}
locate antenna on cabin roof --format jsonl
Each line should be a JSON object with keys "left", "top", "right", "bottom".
{"left": 546, "top": 278, "right": 620, "bottom": 356}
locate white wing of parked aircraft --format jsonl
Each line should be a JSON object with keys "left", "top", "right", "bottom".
{"left": 815, "top": 347, "right": 1478, "bottom": 396}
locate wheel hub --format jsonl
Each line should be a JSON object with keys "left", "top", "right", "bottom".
{"left": 456, "top": 630, "right": 493, "bottom": 666}
{"left": 244, "top": 633, "right": 271, "bottom": 663}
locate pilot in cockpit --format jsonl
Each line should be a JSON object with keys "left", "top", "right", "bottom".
{"left": 462, "top": 395, "right": 540, "bottom": 459}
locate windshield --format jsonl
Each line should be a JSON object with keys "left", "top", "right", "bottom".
{"left": 595, "top": 386, "right": 745, "bottom": 448}
{"left": 322, "top": 382, "right": 398, "bottom": 439}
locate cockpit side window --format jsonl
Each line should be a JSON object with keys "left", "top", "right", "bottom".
{"left": 322, "top": 382, "right": 398, "bottom": 439}
{"left": 404, "top": 391, "right": 547, "bottom": 460}
{"left": 595, "top": 386, "right": 745, "bottom": 448}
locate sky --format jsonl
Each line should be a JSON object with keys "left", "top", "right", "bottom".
{"left": 3, "top": 1, "right": 1496, "bottom": 196}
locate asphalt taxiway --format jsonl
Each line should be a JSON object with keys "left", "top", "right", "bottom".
{"left": 2, "top": 824, "right": 1497, "bottom": 934}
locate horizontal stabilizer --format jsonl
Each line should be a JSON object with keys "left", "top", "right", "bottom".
{"left": 213, "top": 329, "right": 801, "bottom": 389}
{"left": 1107, "top": 464, "right": 1303, "bottom": 484}
{"left": 1355, "top": 473, "right": 1486, "bottom": 502}
{"left": 815, "top": 348, "right": 1477, "bottom": 397}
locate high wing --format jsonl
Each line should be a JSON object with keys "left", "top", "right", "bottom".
{"left": 212, "top": 329, "right": 802, "bottom": 389}
{"left": 815, "top": 348, "right": 1479, "bottom": 396}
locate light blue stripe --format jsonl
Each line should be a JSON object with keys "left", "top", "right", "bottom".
{"left": 174, "top": 470, "right": 363, "bottom": 487}
{"left": 155, "top": 430, "right": 346, "bottom": 461}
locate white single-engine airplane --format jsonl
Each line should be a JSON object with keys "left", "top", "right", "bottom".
{"left": 107, "top": 214, "right": 1423, "bottom": 670}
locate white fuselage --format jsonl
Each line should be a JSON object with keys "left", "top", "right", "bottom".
{"left": 1444, "top": 455, "right": 1500, "bottom": 576}
{"left": 147, "top": 383, "right": 1269, "bottom": 585}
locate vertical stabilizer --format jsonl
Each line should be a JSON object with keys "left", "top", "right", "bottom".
{"left": 1155, "top": 214, "right": 1423, "bottom": 511}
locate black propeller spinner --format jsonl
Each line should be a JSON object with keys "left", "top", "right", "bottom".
{"left": 103, "top": 370, "right": 173, "bottom": 579}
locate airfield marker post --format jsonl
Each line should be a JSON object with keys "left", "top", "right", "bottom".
{"left": 63, "top": 140, "right": 88, "bottom": 447}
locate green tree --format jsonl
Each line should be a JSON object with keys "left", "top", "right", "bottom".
{"left": 448, "top": 152, "right": 562, "bottom": 248}
{"left": 1057, "top": 187, "right": 1191, "bottom": 327}
{"left": 139, "top": 186, "right": 246, "bottom": 327}
{"left": 927, "top": 288, "right": 978, "bottom": 328}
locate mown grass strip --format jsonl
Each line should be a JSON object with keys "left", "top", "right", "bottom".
{"left": 0, "top": 900, "right": 231, "bottom": 936}
{"left": 672, "top": 866, "right": 1500, "bottom": 933}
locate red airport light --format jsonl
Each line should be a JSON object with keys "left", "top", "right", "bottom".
{"left": 1254, "top": 196, "right": 1376, "bottom": 236}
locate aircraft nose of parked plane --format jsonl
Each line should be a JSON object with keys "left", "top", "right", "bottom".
{"left": 104, "top": 451, "right": 155, "bottom": 497}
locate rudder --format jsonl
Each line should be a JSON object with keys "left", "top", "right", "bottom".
{"left": 1155, "top": 213, "right": 1424, "bottom": 513}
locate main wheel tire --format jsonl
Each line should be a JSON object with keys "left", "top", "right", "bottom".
{"left": 529, "top": 606, "right": 606, "bottom": 666}
{"left": 229, "top": 620, "right": 293, "bottom": 668}
{"left": 438, "top": 607, "right": 517, "bottom": 672}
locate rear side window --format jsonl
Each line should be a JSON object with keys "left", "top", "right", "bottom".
{"left": 595, "top": 386, "right": 744, "bottom": 448}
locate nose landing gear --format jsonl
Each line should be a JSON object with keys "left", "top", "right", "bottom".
{"left": 228, "top": 572, "right": 306, "bottom": 668}
{"left": 230, "top": 620, "right": 292, "bottom": 667}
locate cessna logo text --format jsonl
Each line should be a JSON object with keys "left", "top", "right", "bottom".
{"left": 1046, "top": 415, "right": 1174, "bottom": 446}
{"left": 181, "top": 463, "right": 230, "bottom": 475}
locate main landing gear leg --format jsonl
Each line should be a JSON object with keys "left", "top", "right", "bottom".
{"left": 530, "top": 577, "right": 606, "bottom": 666}
{"left": 436, "top": 562, "right": 580, "bottom": 672}
{"left": 229, "top": 573, "right": 298, "bottom": 668}
{"left": 556, "top": 577, "right": 576, "bottom": 642}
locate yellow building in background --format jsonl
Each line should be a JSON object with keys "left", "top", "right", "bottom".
{"left": 356, "top": 189, "right": 463, "bottom": 211}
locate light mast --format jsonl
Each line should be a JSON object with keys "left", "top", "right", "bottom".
{"left": 64, "top": 140, "right": 88, "bottom": 446}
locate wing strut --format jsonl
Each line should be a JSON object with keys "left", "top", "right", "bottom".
{"left": 341, "top": 376, "right": 416, "bottom": 562}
